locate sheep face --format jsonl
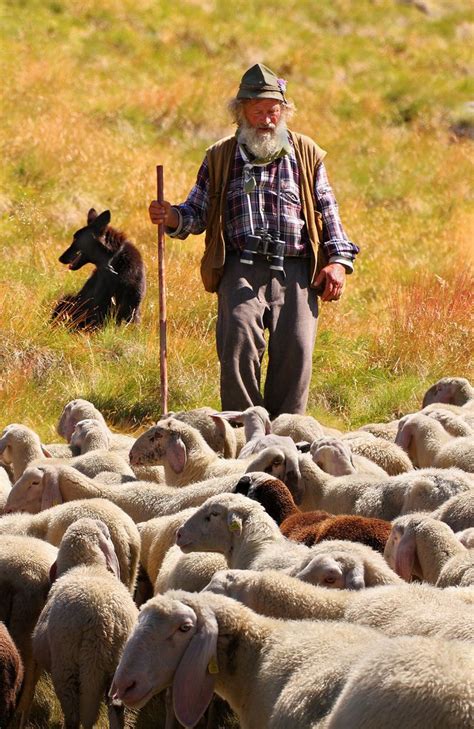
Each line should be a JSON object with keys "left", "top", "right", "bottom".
{"left": 111, "top": 595, "right": 218, "bottom": 727}
{"left": 422, "top": 377, "right": 473, "bottom": 408}
{"left": 129, "top": 421, "right": 187, "bottom": 473}
{"left": 384, "top": 522, "right": 420, "bottom": 581}
{"left": 70, "top": 418, "right": 110, "bottom": 451}
{"left": 4, "top": 466, "right": 46, "bottom": 514}
{"left": 295, "top": 553, "right": 365, "bottom": 590}
{"left": 176, "top": 502, "right": 237, "bottom": 556}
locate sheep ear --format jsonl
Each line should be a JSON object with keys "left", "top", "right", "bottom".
{"left": 49, "top": 561, "right": 58, "bottom": 585}
{"left": 395, "top": 528, "right": 416, "bottom": 582}
{"left": 227, "top": 511, "right": 242, "bottom": 534}
{"left": 41, "top": 470, "right": 63, "bottom": 510}
{"left": 41, "top": 444, "right": 53, "bottom": 458}
{"left": 213, "top": 411, "right": 244, "bottom": 425}
{"left": 97, "top": 531, "right": 121, "bottom": 580}
{"left": 0, "top": 440, "right": 12, "bottom": 464}
{"left": 283, "top": 452, "right": 303, "bottom": 505}
{"left": 172, "top": 607, "right": 218, "bottom": 728}
{"left": 396, "top": 422, "right": 413, "bottom": 453}
{"left": 166, "top": 435, "right": 187, "bottom": 474}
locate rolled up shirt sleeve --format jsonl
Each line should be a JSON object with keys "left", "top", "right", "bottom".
{"left": 314, "top": 162, "right": 359, "bottom": 272}
{"left": 165, "top": 158, "right": 210, "bottom": 239}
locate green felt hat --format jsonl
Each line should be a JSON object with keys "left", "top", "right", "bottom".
{"left": 237, "top": 63, "right": 286, "bottom": 102}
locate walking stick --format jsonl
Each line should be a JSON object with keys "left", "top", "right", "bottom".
{"left": 156, "top": 165, "right": 168, "bottom": 414}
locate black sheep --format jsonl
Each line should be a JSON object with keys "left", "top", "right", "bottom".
{"left": 52, "top": 208, "right": 146, "bottom": 329}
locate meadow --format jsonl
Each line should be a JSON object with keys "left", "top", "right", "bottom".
{"left": 0, "top": 1, "right": 473, "bottom": 725}
{"left": 1, "top": 0, "right": 472, "bottom": 442}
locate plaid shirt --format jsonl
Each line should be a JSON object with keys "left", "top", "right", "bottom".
{"left": 168, "top": 136, "right": 359, "bottom": 269}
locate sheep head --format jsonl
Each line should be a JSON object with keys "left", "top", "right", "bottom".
{"left": 176, "top": 495, "right": 245, "bottom": 556}
{"left": 54, "top": 517, "right": 120, "bottom": 580}
{"left": 57, "top": 398, "right": 107, "bottom": 442}
{"left": 129, "top": 419, "right": 188, "bottom": 473}
{"left": 110, "top": 593, "right": 219, "bottom": 727}
{"left": 245, "top": 445, "right": 303, "bottom": 503}
{"left": 310, "top": 436, "right": 356, "bottom": 476}
{"left": 295, "top": 553, "right": 365, "bottom": 590}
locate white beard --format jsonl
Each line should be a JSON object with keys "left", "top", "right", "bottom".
{"left": 237, "top": 118, "right": 288, "bottom": 159}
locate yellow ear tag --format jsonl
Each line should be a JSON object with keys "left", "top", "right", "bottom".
{"left": 208, "top": 656, "right": 219, "bottom": 675}
{"left": 228, "top": 519, "right": 241, "bottom": 532}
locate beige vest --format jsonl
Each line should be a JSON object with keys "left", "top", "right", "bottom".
{"left": 200, "top": 130, "right": 327, "bottom": 293}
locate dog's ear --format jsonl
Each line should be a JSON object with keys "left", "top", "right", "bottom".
{"left": 90, "top": 210, "right": 111, "bottom": 236}
{"left": 87, "top": 208, "right": 98, "bottom": 225}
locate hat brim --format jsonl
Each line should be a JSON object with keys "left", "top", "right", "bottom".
{"left": 237, "top": 89, "right": 285, "bottom": 101}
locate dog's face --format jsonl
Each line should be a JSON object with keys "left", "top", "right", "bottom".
{"left": 59, "top": 209, "right": 112, "bottom": 270}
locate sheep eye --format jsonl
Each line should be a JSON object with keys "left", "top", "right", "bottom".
{"left": 210, "top": 511, "right": 220, "bottom": 517}
{"left": 179, "top": 624, "right": 192, "bottom": 632}
{"left": 324, "top": 577, "right": 336, "bottom": 584}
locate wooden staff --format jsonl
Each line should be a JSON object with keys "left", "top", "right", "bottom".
{"left": 156, "top": 165, "right": 168, "bottom": 413}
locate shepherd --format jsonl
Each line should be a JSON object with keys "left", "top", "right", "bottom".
{"left": 149, "top": 63, "right": 359, "bottom": 418}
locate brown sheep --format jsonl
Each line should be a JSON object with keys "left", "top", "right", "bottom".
{"left": 234, "top": 474, "right": 392, "bottom": 554}
{"left": 0, "top": 622, "right": 24, "bottom": 727}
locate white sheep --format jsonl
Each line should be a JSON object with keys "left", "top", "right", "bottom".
{"left": 422, "top": 376, "right": 474, "bottom": 409}
{"left": 423, "top": 408, "right": 474, "bottom": 437}
{"left": 430, "top": 490, "right": 474, "bottom": 532}
{"left": 32, "top": 518, "right": 138, "bottom": 729}
{"left": 0, "top": 423, "right": 135, "bottom": 481}
{"left": 271, "top": 412, "right": 326, "bottom": 442}
{"left": 176, "top": 493, "right": 401, "bottom": 588}
{"left": 4, "top": 463, "right": 269, "bottom": 524}
{"left": 340, "top": 431, "right": 413, "bottom": 474}
{"left": 138, "top": 508, "right": 198, "bottom": 587}
{"left": 384, "top": 513, "right": 474, "bottom": 587}
{"left": 205, "top": 568, "right": 474, "bottom": 642}
{"left": 0, "top": 534, "right": 58, "bottom": 724}
{"left": 396, "top": 412, "right": 474, "bottom": 472}
{"left": 110, "top": 589, "right": 474, "bottom": 729}
{"left": 216, "top": 406, "right": 298, "bottom": 461}
{"left": 0, "top": 495, "right": 140, "bottom": 593}
{"left": 273, "top": 448, "right": 473, "bottom": 519}
{"left": 155, "top": 544, "right": 227, "bottom": 594}
{"left": 170, "top": 406, "right": 238, "bottom": 457}
{"left": 129, "top": 417, "right": 254, "bottom": 487}
{"left": 309, "top": 435, "right": 388, "bottom": 477}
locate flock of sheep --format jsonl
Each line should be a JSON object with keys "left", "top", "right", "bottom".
{"left": 0, "top": 375, "right": 473, "bottom": 728}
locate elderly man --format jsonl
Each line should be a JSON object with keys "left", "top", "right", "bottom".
{"left": 149, "top": 63, "right": 359, "bottom": 417}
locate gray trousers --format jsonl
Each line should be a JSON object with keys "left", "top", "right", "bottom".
{"left": 216, "top": 252, "right": 318, "bottom": 418}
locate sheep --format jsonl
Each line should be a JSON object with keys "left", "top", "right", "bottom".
{"left": 110, "top": 589, "right": 474, "bottom": 729}
{"left": 0, "top": 423, "right": 135, "bottom": 481}
{"left": 0, "top": 622, "right": 24, "bottom": 728}
{"left": 235, "top": 473, "right": 391, "bottom": 553}
{"left": 423, "top": 408, "right": 474, "bottom": 437}
{"left": 384, "top": 513, "right": 474, "bottom": 587}
{"left": 431, "top": 490, "right": 474, "bottom": 532}
{"left": 171, "top": 406, "right": 238, "bottom": 458}
{"left": 0, "top": 534, "right": 58, "bottom": 723}
{"left": 422, "top": 376, "right": 474, "bottom": 408}
{"left": 271, "top": 412, "right": 326, "bottom": 442}
{"left": 340, "top": 431, "right": 413, "bottom": 474}
{"left": 176, "top": 492, "right": 401, "bottom": 588}
{"left": 70, "top": 417, "right": 166, "bottom": 484}
{"left": 296, "top": 451, "right": 473, "bottom": 519}
{"left": 32, "top": 518, "right": 138, "bottom": 729}
{"left": 0, "top": 496, "right": 140, "bottom": 593}
{"left": 129, "top": 417, "right": 255, "bottom": 487}
{"left": 309, "top": 435, "right": 388, "bottom": 477}
{"left": 216, "top": 406, "right": 300, "bottom": 464}
{"left": 138, "top": 508, "right": 199, "bottom": 587}
{"left": 396, "top": 412, "right": 474, "bottom": 472}
{"left": 4, "top": 463, "right": 273, "bottom": 524}
{"left": 154, "top": 544, "right": 227, "bottom": 594}
{"left": 456, "top": 528, "right": 474, "bottom": 548}
{"left": 205, "top": 568, "right": 474, "bottom": 641}
{"left": 358, "top": 420, "right": 400, "bottom": 442}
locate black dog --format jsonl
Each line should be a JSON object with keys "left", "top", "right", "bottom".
{"left": 52, "top": 209, "right": 146, "bottom": 329}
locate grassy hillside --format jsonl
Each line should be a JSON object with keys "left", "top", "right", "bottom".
{"left": 0, "top": 0, "right": 473, "bottom": 441}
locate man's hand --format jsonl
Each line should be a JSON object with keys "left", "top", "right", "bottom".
{"left": 313, "top": 263, "right": 346, "bottom": 302}
{"left": 148, "top": 200, "right": 179, "bottom": 229}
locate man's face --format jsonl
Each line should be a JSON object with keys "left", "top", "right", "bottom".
{"left": 243, "top": 98, "right": 283, "bottom": 133}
